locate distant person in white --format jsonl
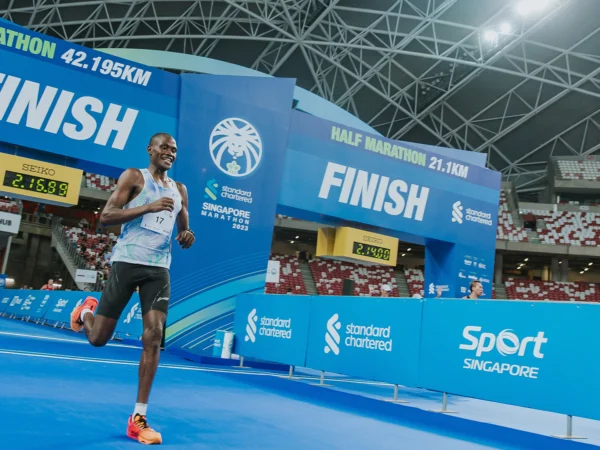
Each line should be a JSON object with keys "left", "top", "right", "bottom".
{"left": 380, "top": 284, "right": 391, "bottom": 297}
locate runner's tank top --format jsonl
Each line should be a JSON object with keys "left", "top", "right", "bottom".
{"left": 111, "top": 169, "right": 182, "bottom": 269}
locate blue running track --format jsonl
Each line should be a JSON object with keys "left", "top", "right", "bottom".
{"left": 0, "top": 317, "right": 596, "bottom": 449}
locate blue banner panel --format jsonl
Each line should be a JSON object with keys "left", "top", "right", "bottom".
{"left": 114, "top": 293, "right": 144, "bottom": 338}
{"left": 165, "top": 75, "right": 296, "bottom": 353}
{"left": 425, "top": 242, "right": 495, "bottom": 299}
{"left": 419, "top": 299, "right": 600, "bottom": 421}
{"left": 0, "top": 19, "right": 179, "bottom": 172}
{"left": 43, "top": 291, "right": 92, "bottom": 324}
{"left": 306, "top": 296, "right": 422, "bottom": 387}
{"left": 233, "top": 294, "right": 311, "bottom": 367}
{"left": 278, "top": 112, "right": 500, "bottom": 247}
{"left": 0, "top": 290, "right": 11, "bottom": 314}
{"left": 10, "top": 290, "right": 52, "bottom": 319}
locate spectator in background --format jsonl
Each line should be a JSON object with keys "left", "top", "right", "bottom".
{"left": 380, "top": 284, "right": 391, "bottom": 297}
{"left": 286, "top": 288, "right": 292, "bottom": 295}
{"left": 40, "top": 279, "right": 55, "bottom": 290}
{"left": 463, "top": 280, "right": 483, "bottom": 300}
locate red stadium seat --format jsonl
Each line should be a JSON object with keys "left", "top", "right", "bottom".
{"left": 309, "top": 259, "right": 399, "bottom": 297}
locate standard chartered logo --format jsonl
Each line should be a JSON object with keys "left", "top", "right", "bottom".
{"left": 451, "top": 201, "right": 464, "bottom": 224}
{"left": 323, "top": 313, "right": 392, "bottom": 355}
{"left": 324, "top": 314, "right": 341, "bottom": 355}
{"left": 209, "top": 117, "right": 262, "bottom": 177}
{"left": 244, "top": 308, "right": 258, "bottom": 342}
{"left": 452, "top": 201, "right": 493, "bottom": 226}
{"left": 245, "top": 308, "right": 292, "bottom": 343}
{"left": 459, "top": 325, "right": 548, "bottom": 379}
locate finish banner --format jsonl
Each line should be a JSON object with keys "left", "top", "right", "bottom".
{"left": 0, "top": 19, "right": 179, "bottom": 173}
{"left": 278, "top": 112, "right": 500, "bottom": 248}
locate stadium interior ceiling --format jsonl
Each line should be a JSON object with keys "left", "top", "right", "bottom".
{"left": 2, "top": 0, "right": 600, "bottom": 201}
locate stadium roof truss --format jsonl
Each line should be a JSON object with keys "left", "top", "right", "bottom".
{"left": 2, "top": 0, "right": 600, "bottom": 196}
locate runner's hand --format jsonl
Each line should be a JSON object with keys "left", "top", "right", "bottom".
{"left": 176, "top": 230, "right": 195, "bottom": 249}
{"left": 147, "top": 197, "right": 175, "bottom": 213}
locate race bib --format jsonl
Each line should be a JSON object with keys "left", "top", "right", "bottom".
{"left": 141, "top": 210, "right": 176, "bottom": 236}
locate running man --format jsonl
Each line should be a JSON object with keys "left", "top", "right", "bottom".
{"left": 70, "top": 133, "right": 195, "bottom": 445}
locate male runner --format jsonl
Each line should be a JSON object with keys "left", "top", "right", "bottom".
{"left": 463, "top": 280, "right": 483, "bottom": 300}
{"left": 70, "top": 133, "right": 195, "bottom": 445}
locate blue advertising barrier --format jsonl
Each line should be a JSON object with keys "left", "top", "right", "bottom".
{"left": 10, "top": 291, "right": 53, "bottom": 319}
{"left": 232, "top": 295, "right": 600, "bottom": 423}
{"left": 305, "top": 296, "right": 422, "bottom": 387}
{"left": 419, "top": 299, "right": 600, "bottom": 421}
{"left": 233, "top": 294, "right": 311, "bottom": 368}
{"left": 0, "top": 291, "right": 12, "bottom": 314}
{"left": 42, "top": 291, "right": 90, "bottom": 324}
{"left": 0, "top": 289, "right": 144, "bottom": 339}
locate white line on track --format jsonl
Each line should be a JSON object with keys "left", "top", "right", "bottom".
{"left": 0, "top": 331, "right": 139, "bottom": 349}
{"left": 0, "top": 348, "right": 395, "bottom": 388}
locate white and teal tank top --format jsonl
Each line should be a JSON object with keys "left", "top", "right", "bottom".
{"left": 111, "top": 169, "right": 182, "bottom": 269}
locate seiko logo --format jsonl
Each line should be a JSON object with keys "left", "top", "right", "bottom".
{"left": 21, "top": 164, "right": 55, "bottom": 176}
{"left": 363, "top": 235, "right": 383, "bottom": 244}
{"left": 318, "top": 162, "right": 429, "bottom": 221}
{"left": 0, "top": 73, "right": 138, "bottom": 150}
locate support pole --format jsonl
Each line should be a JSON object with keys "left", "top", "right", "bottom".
{"left": 310, "top": 370, "right": 332, "bottom": 387}
{"left": 233, "top": 355, "right": 249, "bottom": 369}
{"left": 551, "top": 415, "right": 586, "bottom": 440}
{"left": 385, "top": 384, "right": 409, "bottom": 404}
{"left": 288, "top": 365, "right": 294, "bottom": 378}
{"left": 1, "top": 236, "right": 12, "bottom": 274}
{"left": 429, "top": 392, "right": 457, "bottom": 414}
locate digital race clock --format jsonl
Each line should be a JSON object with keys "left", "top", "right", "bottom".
{"left": 3, "top": 171, "right": 69, "bottom": 198}
{"left": 352, "top": 241, "right": 391, "bottom": 261}
{"left": 317, "top": 227, "right": 399, "bottom": 266}
{"left": 0, "top": 154, "right": 82, "bottom": 206}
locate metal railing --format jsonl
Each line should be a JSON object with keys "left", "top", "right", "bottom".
{"left": 52, "top": 220, "right": 89, "bottom": 271}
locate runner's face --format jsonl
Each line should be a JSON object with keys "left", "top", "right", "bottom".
{"left": 150, "top": 136, "right": 177, "bottom": 170}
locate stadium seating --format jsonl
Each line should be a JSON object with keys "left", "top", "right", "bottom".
{"left": 265, "top": 254, "right": 308, "bottom": 295}
{"left": 496, "top": 191, "right": 528, "bottom": 242}
{"left": 0, "top": 198, "right": 19, "bottom": 214}
{"left": 522, "top": 209, "right": 600, "bottom": 246}
{"left": 405, "top": 268, "right": 497, "bottom": 299}
{"left": 84, "top": 173, "right": 117, "bottom": 192}
{"left": 309, "top": 259, "right": 399, "bottom": 296}
{"left": 405, "top": 268, "right": 424, "bottom": 297}
{"left": 557, "top": 160, "right": 600, "bottom": 181}
{"left": 505, "top": 278, "right": 600, "bottom": 302}
{"left": 64, "top": 226, "right": 117, "bottom": 282}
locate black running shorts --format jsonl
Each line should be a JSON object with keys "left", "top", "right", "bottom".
{"left": 96, "top": 261, "right": 170, "bottom": 320}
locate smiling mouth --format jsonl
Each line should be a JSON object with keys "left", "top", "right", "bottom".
{"left": 161, "top": 156, "right": 174, "bottom": 164}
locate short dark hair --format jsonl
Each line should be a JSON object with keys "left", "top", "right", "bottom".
{"left": 469, "top": 280, "right": 481, "bottom": 292}
{"left": 148, "top": 133, "right": 173, "bottom": 146}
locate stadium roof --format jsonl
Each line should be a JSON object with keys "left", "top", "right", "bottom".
{"left": 2, "top": 0, "right": 600, "bottom": 197}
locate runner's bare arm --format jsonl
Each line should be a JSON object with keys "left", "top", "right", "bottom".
{"left": 175, "top": 182, "right": 194, "bottom": 249}
{"left": 99, "top": 169, "right": 174, "bottom": 227}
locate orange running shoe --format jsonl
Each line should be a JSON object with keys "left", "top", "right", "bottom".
{"left": 127, "top": 414, "right": 163, "bottom": 445}
{"left": 69, "top": 296, "right": 99, "bottom": 332}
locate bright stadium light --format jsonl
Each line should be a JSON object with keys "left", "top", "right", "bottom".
{"left": 499, "top": 22, "right": 512, "bottom": 34}
{"left": 589, "top": 262, "right": 593, "bottom": 266}
{"left": 483, "top": 30, "right": 498, "bottom": 44}
{"left": 524, "top": 258, "right": 529, "bottom": 262}
{"left": 407, "top": 248, "right": 411, "bottom": 252}
{"left": 580, "top": 271, "right": 584, "bottom": 274}
{"left": 516, "top": 0, "right": 552, "bottom": 16}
